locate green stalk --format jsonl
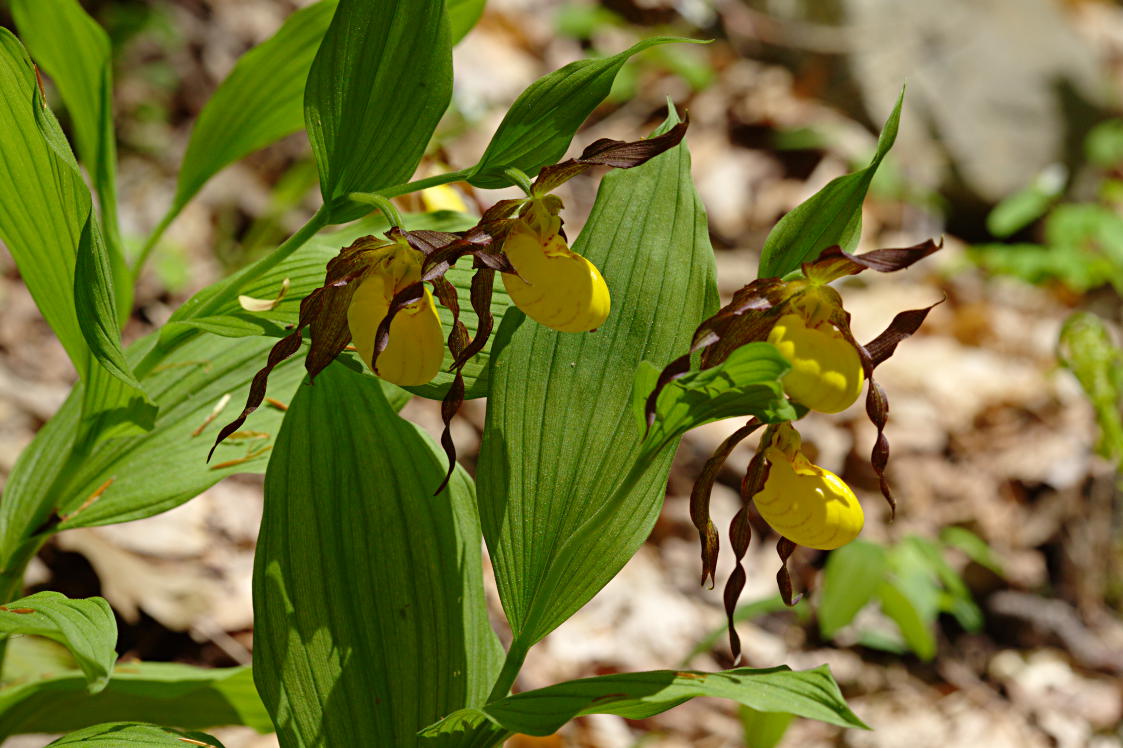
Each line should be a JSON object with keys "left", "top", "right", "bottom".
{"left": 487, "top": 639, "right": 530, "bottom": 703}
{"left": 131, "top": 209, "right": 177, "bottom": 283}
{"left": 370, "top": 168, "right": 472, "bottom": 200}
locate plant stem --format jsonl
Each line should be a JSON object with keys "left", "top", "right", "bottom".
{"left": 131, "top": 209, "right": 177, "bottom": 283}
{"left": 487, "top": 639, "right": 529, "bottom": 703}
{"left": 371, "top": 169, "right": 472, "bottom": 200}
{"left": 503, "top": 167, "right": 534, "bottom": 197}
{"left": 0, "top": 535, "right": 47, "bottom": 605}
{"left": 347, "top": 192, "right": 404, "bottom": 228}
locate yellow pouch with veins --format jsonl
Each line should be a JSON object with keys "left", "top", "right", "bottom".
{"left": 501, "top": 223, "right": 610, "bottom": 333}
{"left": 347, "top": 248, "right": 445, "bottom": 387}
{"left": 753, "top": 447, "right": 864, "bottom": 550}
{"left": 768, "top": 313, "right": 864, "bottom": 413}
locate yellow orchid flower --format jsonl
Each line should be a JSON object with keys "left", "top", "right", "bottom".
{"left": 500, "top": 201, "right": 610, "bottom": 333}
{"left": 346, "top": 241, "right": 445, "bottom": 387}
{"left": 753, "top": 446, "right": 864, "bottom": 550}
{"left": 767, "top": 313, "right": 864, "bottom": 413}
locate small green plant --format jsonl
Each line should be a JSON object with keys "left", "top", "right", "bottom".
{"left": 0, "top": 2, "right": 940, "bottom": 746}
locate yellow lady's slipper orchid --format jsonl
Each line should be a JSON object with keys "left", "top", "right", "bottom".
{"left": 753, "top": 447, "right": 864, "bottom": 550}
{"left": 346, "top": 243, "right": 445, "bottom": 387}
{"left": 767, "top": 313, "right": 864, "bottom": 413}
{"left": 501, "top": 220, "right": 610, "bottom": 333}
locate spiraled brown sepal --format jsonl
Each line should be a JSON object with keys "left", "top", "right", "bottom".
{"left": 691, "top": 420, "right": 762, "bottom": 588}
{"left": 801, "top": 239, "right": 943, "bottom": 285}
{"left": 775, "top": 537, "right": 800, "bottom": 607}
{"left": 532, "top": 119, "right": 689, "bottom": 196}
{"left": 724, "top": 447, "right": 771, "bottom": 663}
{"left": 209, "top": 237, "right": 384, "bottom": 460}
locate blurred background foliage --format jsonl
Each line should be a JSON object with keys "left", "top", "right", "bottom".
{"left": 2, "top": 0, "right": 1123, "bottom": 746}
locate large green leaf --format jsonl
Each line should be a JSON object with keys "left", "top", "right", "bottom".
{"left": 466, "top": 38, "right": 693, "bottom": 188}
{"left": 420, "top": 666, "right": 866, "bottom": 744}
{"left": 47, "top": 723, "right": 226, "bottom": 748}
{"left": 0, "top": 331, "right": 407, "bottom": 595}
{"left": 0, "top": 30, "right": 151, "bottom": 445}
{"left": 757, "top": 89, "right": 904, "bottom": 278}
{"left": 0, "top": 592, "right": 116, "bottom": 693}
{"left": 0, "top": 29, "right": 90, "bottom": 372}
{"left": 632, "top": 343, "right": 795, "bottom": 460}
{"left": 818, "top": 540, "right": 888, "bottom": 639}
{"left": 168, "top": 1, "right": 337, "bottom": 230}
{"left": 448, "top": 0, "right": 486, "bottom": 43}
{"left": 0, "top": 637, "right": 269, "bottom": 738}
{"left": 306, "top": 0, "right": 452, "bottom": 222}
{"left": 10, "top": 0, "right": 123, "bottom": 262}
{"left": 476, "top": 110, "right": 718, "bottom": 650}
{"left": 253, "top": 361, "right": 501, "bottom": 747}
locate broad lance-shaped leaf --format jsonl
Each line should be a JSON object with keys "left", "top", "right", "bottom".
{"left": 419, "top": 666, "right": 866, "bottom": 743}
{"left": 757, "top": 87, "right": 904, "bottom": 279}
{"left": 0, "top": 30, "right": 91, "bottom": 374}
{"left": 466, "top": 37, "right": 700, "bottom": 188}
{"left": 476, "top": 108, "right": 718, "bottom": 650}
{"left": 10, "top": 0, "right": 130, "bottom": 320}
{"left": 0, "top": 592, "right": 116, "bottom": 693}
{"left": 253, "top": 361, "right": 501, "bottom": 747}
{"left": 632, "top": 342, "right": 796, "bottom": 459}
{"left": 47, "top": 723, "right": 226, "bottom": 748}
{"left": 0, "top": 331, "right": 408, "bottom": 599}
{"left": 0, "top": 30, "right": 153, "bottom": 444}
{"left": 0, "top": 636, "right": 270, "bottom": 739}
{"left": 307, "top": 0, "right": 452, "bottom": 222}
{"left": 166, "top": 0, "right": 337, "bottom": 232}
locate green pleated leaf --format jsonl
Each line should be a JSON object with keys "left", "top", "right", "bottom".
{"left": 632, "top": 343, "right": 796, "bottom": 459}
{"left": 476, "top": 110, "right": 718, "bottom": 649}
{"left": 307, "top": 0, "right": 452, "bottom": 222}
{"left": 0, "top": 331, "right": 408, "bottom": 593}
{"left": 420, "top": 666, "right": 866, "bottom": 743}
{"left": 0, "top": 29, "right": 152, "bottom": 446}
{"left": 0, "top": 29, "right": 91, "bottom": 373}
{"left": 10, "top": 0, "right": 125, "bottom": 269}
{"left": 758, "top": 88, "right": 904, "bottom": 279}
{"left": 0, "top": 592, "right": 116, "bottom": 693}
{"left": 253, "top": 361, "right": 501, "bottom": 747}
{"left": 818, "top": 540, "right": 888, "bottom": 639}
{"left": 47, "top": 723, "right": 225, "bottom": 748}
{"left": 466, "top": 37, "right": 696, "bottom": 189}
{"left": 0, "top": 636, "right": 270, "bottom": 739}
{"left": 448, "top": 0, "right": 486, "bottom": 43}
{"left": 166, "top": 0, "right": 337, "bottom": 230}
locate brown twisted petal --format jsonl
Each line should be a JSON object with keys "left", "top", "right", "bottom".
{"left": 724, "top": 448, "right": 771, "bottom": 664}
{"left": 690, "top": 420, "right": 763, "bottom": 588}
{"left": 776, "top": 537, "right": 800, "bottom": 607}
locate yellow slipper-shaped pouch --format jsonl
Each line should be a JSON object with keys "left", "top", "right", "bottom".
{"left": 752, "top": 447, "right": 864, "bottom": 550}
{"left": 768, "top": 313, "right": 864, "bottom": 413}
{"left": 501, "top": 224, "right": 610, "bottom": 333}
{"left": 347, "top": 272, "right": 445, "bottom": 387}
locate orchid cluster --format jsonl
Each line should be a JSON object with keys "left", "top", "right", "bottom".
{"left": 645, "top": 240, "right": 942, "bottom": 658}
{"left": 211, "top": 121, "right": 688, "bottom": 489}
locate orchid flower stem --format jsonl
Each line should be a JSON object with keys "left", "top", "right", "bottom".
{"left": 371, "top": 168, "right": 473, "bottom": 200}
{"left": 487, "top": 639, "right": 530, "bottom": 703}
{"left": 348, "top": 192, "right": 404, "bottom": 229}
{"left": 503, "top": 167, "right": 534, "bottom": 197}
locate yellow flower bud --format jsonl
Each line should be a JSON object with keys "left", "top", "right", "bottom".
{"left": 753, "top": 447, "right": 864, "bottom": 550}
{"left": 767, "top": 313, "right": 864, "bottom": 413}
{"left": 501, "top": 222, "right": 610, "bottom": 333}
{"left": 346, "top": 244, "right": 445, "bottom": 386}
